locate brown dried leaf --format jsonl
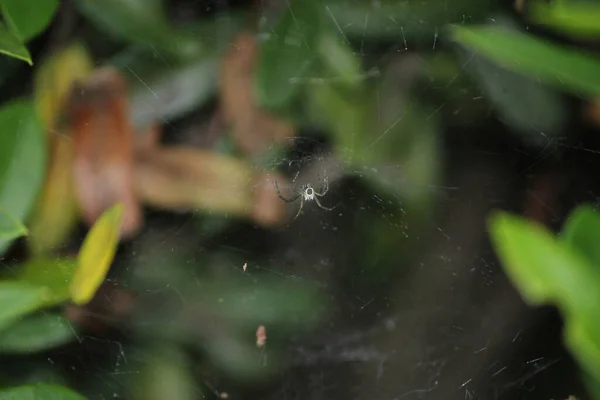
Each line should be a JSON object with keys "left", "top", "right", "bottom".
{"left": 220, "top": 32, "right": 295, "bottom": 156}
{"left": 134, "top": 147, "right": 287, "bottom": 227}
{"left": 68, "top": 67, "right": 142, "bottom": 238}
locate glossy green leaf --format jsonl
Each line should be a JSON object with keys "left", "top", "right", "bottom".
{"left": 16, "top": 258, "right": 77, "bottom": 307}
{"left": 0, "top": 282, "right": 50, "bottom": 331}
{"left": 0, "top": 99, "right": 47, "bottom": 255}
{"left": 2, "top": 0, "right": 58, "bottom": 41}
{"left": 0, "top": 313, "right": 75, "bottom": 353}
{"left": 529, "top": 0, "right": 600, "bottom": 39}
{"left": 73, "top": 0, "right": 200, "bottom": 59}
{"left": 255, "top": 0, "right": 321, "bottom": 111}
{"left": 71, "top": 203, "right": 123, "bottom": 305}
{"left": 0, "top": 22, "right": 31, "bottom": 65}
{"left": 0, "top": 383, "right": 85, "bottom": 400}
{"left": 450, "top": 24, "right": 600, "bottom": 100}
{"left": 560, "top": 204, "right": 600, "bottom": 268}
{"left": 0, "top": 207, "right": 27, "bottom": 243}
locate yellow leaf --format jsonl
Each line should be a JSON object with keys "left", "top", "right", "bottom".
{"left": 28, "top": 42, "right": 93, "bottom": 255}
{"left": 27, "top": 135, "right": 79, "bottom": 255}
{"left": 34, "top": 42, "right": 94, "bottom": 129}
{"left": 70, "top": 203, "right": 123, "bottom": 305}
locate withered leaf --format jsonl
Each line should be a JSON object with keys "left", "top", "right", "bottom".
{"left": 134, "top": 146, "right": 287, "bottom": 227}
{"left": 220, "top": 32, "right": 295, "bottom": 156}
{"left": 68, "top": 67, "right": 142, "bottom": 238}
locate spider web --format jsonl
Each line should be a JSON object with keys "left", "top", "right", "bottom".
{"left": 34, "top": 2, "right": 596, "bottom": 400}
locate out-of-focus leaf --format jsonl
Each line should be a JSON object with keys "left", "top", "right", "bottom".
{"left": 16, "top": 258, "right": 76, "bottom": 307}
{"left": 0, "top": 22, "right": 31, "bottom": 65}
{"left": 488, "top": 211, "right": 600, "bottom": 382}
{"left": 132, "top": 347, "right": 197, "bottom": 400}
{"left": 205, "top": 280, "right": 325, "bottom": 327}
{"left": 255, "top": 0, "right": 321, "bottom": 111}
{"left": 529, "top": 0, "right": 600, "bottom": 39}
{"left": 560, "top": 204, "right": 600, "bottom": 268}
{"left": 70, "top": 203, "right": 123, "bottom": 305}
{"left": 0, "top": 313, "right": 75, "bottom": 353}
{"left": 68, "top": 67, "right": 141, "bottom": 238}
{"left": 222, "top": 32, "right": 295, "bottom": 156}
{"left": 134, "top": 146, "right": 287, "bottom": 227}
{"left": 324, "top": 0, "right": 494, "bottom": 41}
{"left": 450, "top": 24, "right": 600, "bottom": 100}
{"left": 317, "top": 32, "right": 364, "bottom": 89}
{"left": 2, "top": 0, "right": 58, "bottom": 42}
{"left": 110, "top": 48, "right": 218, "bottom": 131}
{"left": 0, "top": 207, "right": 27, "bottom": 243}
{"left": 0, "top": 383, "right": 86, "bottom": 400}
{"left": 488, "top": 211, "right": 599, "bottom": 305}
{"left": 456, "top": 17, "right": 566, "bottom": 146}
{"left": 0, "top": 99, "right": 47, "bottom": 255}
{"left": 0, "top": 282, "right": 50, "bottom": 331}
{"left": 34, "top": 42, "right": 94, "bottom": 129}
{"left": 204, "top": 335, "right": 279, "bottom": 379}
{"left": 308, "top": 56, "right": 440, "bottom": 202}
{"left": 73, "top": 0, "right": 200, "bottom": 59}
{"left": 28, "top": 136, "right": 78, "bottom": 256}
{"left": 29, "top": 43, "right": 93, "bottom": 255}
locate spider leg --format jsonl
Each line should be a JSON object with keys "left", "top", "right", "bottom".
{"left": 291, "top": 171, "right": 300, "bottom": 192}
{"left": 273, "top": 180, "right": 300, "bottom": 203}
{"left": 293, "top": 196, "right": 305, "bottom": 220}
{"left": 314, "top": 195, "right": 337, "bottom": 211}
{"left": 315, "top": 178, "right": 329, "bottom": 197}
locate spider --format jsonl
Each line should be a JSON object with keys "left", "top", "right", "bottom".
{"left": 273, "top": 177, "right": 337, "bottom": 220}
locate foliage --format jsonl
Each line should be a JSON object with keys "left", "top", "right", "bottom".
{"left": 0, "top": 0, "right": 58, "bottom": 64}
{"left": 488, "top": 206, "right": 600, "bottom": 393}
{"left": 0, "top": 0, "right": 598, "bottom": 398}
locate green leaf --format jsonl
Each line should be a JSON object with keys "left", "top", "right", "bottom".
{"left": 254, "top": 0, "right": 321, "bottom": 111}
{"left": 487, "top": 211, "right": 600, "bottom": 306}
{"left": 0, "top": 99, "right": 47, "bottom": 255}
{"left": 0, "top": 313, "right": 75, "bottom": 353}
{"left": 454, "top": 16, "right": 566, "bottom": 145}
{"left": 317, "top": 32, "right": 364, "bottom": 89}
{"left": 73, "top": 0, "right": 200, "bottom": 59}
{"left": 2, "top": 0, "right": 58, "bottom": 42}
{"left": 0, "top": 383, "right": 85, "bottom": 400}
{"left": 0, "top": 22, "right": 31, "bottom": 65}
{"left": 110, "top": 48, "right": 219, "bottom": 130}
{"left": 205, "top": 280, "right": 325, "bottom": 327}
{"left": 0, "top": 207, "right": 27, "bottom": 243}
{"left": 488, "top": 211, "right": 600, "bottom": 383}
{"left": 0, "top": 282, "right": 50, "bottom": 331}
{"left": 559, "top": 204, "right": 600, "bottom": 268}
{"left": 16, "top": 258, "right": 77, "bottom": 307}
{"left": 322, "top": 0, "right": 495, "bottom": 41}
{"left": 133, "top": 347, "right": 197, "bottom": 400}
{"left": 71, "top": 203, "right": 123, "bottom": 305}
{"left": 449, "top": 24, "right": 600, "bottom": 100}
{"left": 529, "top": 0, "right": 600, "bottom": 39}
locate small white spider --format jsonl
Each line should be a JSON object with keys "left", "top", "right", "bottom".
{"left": 273, "top": 178, "right": 337, "bottom": 220}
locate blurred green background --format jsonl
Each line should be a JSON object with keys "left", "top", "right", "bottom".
{"left": 1, "top": 0, "right": 600, "bottom": 399}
